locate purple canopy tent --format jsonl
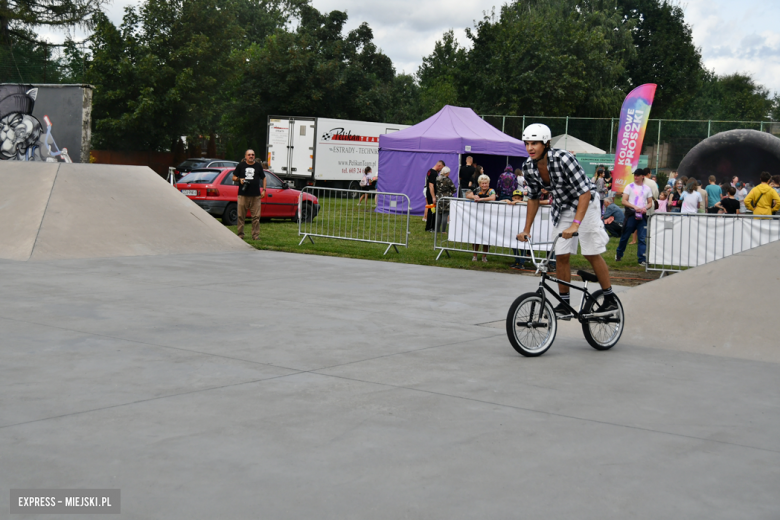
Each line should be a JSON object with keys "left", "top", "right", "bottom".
{"left": 377, "top": 105, "right": 528, "bottom": 215}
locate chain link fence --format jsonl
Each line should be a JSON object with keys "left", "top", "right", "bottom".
{"left": 481, "top": 115, "right": 780, "bottom": 173}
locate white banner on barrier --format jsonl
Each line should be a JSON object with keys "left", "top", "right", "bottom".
{"left": 648, "top": 214, "right": 780, "bottom": 267}
{"left": 448, "top": 200, "right": 554, "bottom": 250}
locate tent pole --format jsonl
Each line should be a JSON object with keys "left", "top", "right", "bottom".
{"left": 502, "top": 116, "right": 506, "bottom": 133}
{"left": 564, "top": 116, "right": 569, "bottom": 151}
{"left": 609, "top": 118, "right": 614, "bottom": 154}
{"left": 458, "top": 153, "right": 462, "bottom": 195}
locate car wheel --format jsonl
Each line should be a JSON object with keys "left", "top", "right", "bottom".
{"left": 222, "top": 203, "right": 238, "bottom": 226}
{"left": 299, "top": 201, "right": 314, "bottom": 223}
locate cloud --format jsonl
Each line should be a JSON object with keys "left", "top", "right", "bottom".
{"left": 684, "top": 0, "right": 780, "bottom": 93}
{"left": 310, "top": 0, "right": 499, "bottom": 74}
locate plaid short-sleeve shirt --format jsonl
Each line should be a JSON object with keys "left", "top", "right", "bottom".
{"left": 522, "top": 148, "right": 596, "bottom": 226}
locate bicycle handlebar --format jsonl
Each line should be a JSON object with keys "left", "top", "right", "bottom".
{"left": 520, "top": 232, "right": 579, "bottom": 270}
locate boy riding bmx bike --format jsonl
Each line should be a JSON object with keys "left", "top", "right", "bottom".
{"left": 509, "top": 124, "right": 622, "bottom": 355}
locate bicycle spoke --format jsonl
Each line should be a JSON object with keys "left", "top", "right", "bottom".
{"left": 513, "top": 296, "right": 552, "bottom": 352}
{"left": 585, "top": 294, "right": 623, "bottom": 347}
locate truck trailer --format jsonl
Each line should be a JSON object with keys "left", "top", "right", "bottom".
{"left": 266, "top": 116, "right": 410, "bottom": 190}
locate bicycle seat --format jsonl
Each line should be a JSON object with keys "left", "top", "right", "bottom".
{"left": 576, "top": 270, "right": 599, "bottom": 283}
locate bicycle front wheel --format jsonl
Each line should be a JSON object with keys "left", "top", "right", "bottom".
{"left": 506, "top": 292, "right": 557, "bottom": 357}
{"left": 581, "top": 290, "right": 624, "bottom": 350}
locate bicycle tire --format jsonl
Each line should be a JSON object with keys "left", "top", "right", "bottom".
{"left": 581, "top": 290, "right": 624, "bottom": 350}
{"left": 506, "top": 292, "right": 558, "bottom": 357}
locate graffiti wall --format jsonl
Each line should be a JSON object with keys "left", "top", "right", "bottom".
{"left": 0, "top": 83, "right": 92, "bottom": 163}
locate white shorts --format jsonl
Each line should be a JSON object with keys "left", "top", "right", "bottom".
{"left": 553, "top": 194, "right": 609, "bottom": 256}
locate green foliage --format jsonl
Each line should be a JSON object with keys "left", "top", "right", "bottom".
{"left": 79, "top": 1, "right": 413, "bottom": 152}
{"left": 416, "top": 30, "right": 465, "bottom": 116}
{"left": 1, "top": 0, "right": 107, "bottom": 46}
{"left": 418, "top": 0, "right": 635, "bottom": 118}
{"left": 14, "top": 0, "right": 776, "bottom": 154}
{"left": 0, "top": 27, "right": 60, "bottom": 81}
{"left": 223, "top": 4, "right": 406, "bottom": 148}
{"left": 86, "top": 0, "right": 305, "bottom": 151}
{"left": 687, "top": 72, "right": 774, "bottom": 121}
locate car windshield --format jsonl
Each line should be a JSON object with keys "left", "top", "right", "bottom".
{"left": 179, "top": 170, "right": 219, "bottom": 184}
{"left": 177, "top": 159, "right": 208, "bottom": 170}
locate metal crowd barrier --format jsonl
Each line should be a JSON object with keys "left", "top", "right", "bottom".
{"left": 433, "top": 197, "right": 555, "bottom": 262}
{"left": 297, "top": 186, "right": 411, "bottom": 255}
{"left": 646, "top": 212, "right": 780, "bottom": 276}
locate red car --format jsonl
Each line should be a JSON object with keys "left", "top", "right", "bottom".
{"left": 176, "top": 168, "right": 319, "bottom": 225}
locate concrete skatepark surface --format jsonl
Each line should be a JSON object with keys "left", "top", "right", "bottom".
{"left": 0, "top": 163, "right": 251, "bottom": 261}
{"left": 1, "top": 247, "right": 779, "bottom": 519}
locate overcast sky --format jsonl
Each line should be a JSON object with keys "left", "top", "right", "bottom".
{"left": 43, "top": 0, "right": 780, "bottom": 95}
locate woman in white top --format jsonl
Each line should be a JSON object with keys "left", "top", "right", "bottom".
{"left": 680, "top": 180, "right": 702, "bottom": 213}
{"left": 735, "top": 182, "right": 748, "bottom": 213}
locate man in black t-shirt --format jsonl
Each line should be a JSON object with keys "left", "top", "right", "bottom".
{"left": 232, "top": 149, "right": 267, "bottom": 240}
{"left": 425, "top": 160, "right": 445, "bottom": 231}
{"left": 460, "top": 156, "right": 475, "bottom": 196}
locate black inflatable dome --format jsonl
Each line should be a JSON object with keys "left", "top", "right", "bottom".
{"left": 678, "top": 129, "right": 780, "bottom": 186}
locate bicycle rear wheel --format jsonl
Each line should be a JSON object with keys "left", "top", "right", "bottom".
{"left": 506, "top": 292, "right": 557, "bottom": 357}
{"left": 581, "top": 290, "right": 624, "bottom": 350}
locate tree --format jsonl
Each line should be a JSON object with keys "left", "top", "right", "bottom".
{"left": 686, "top": 72, "right": 774, "bottom": 121}
{"left": 0, "top": 26, "right": 65, "bottom": 81}
{"left": 226, "top": 5, "right": 399, "bottom": 148}
{"left": 457, "top": 0, "right": 635, "bottom": 117}
{"left": 617, "top": 0, "right": 704, "bottom": 117}
{"left": 386, "top": 73, "right": 422, "bottom": 124}
{"left": 416, "top": 30, "right": 466, "bottom": 116}
{"left": 1, "top": 0, "right": 107, "bottom": 46}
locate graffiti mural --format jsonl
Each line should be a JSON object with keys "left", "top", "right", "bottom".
{"left": 0, "top": 84, "right": 72, "bottom": 162}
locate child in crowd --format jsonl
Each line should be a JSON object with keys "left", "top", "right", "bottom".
{"left": 357, "top": 166, "right": 372, "bottom": 206}
{"left": 657, "top": 190, "right": 668, "bottom": 213}
{"left": 714, "top": 186, "right": 740, "bottom": 214}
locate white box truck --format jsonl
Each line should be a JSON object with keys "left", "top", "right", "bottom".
{"left": 266, "top": 116, "right": 409, "bottom": 190}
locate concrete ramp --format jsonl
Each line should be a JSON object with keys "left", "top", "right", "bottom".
{"left": 0, "top": 162, "right": 252, "bottom": 261}
{"left": 620, "top": 239, "right": 780, "bottom": 363}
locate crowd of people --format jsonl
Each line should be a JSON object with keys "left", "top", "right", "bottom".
{"left": 425, "top": 154, "right": 780, "bottom": 269}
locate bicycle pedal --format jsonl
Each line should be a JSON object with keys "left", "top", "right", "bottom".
{"left": 557, "top": 314, "right": 573, "bottom": 321}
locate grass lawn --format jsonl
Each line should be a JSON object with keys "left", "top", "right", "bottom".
{"left": 226, "top": 197, "right": 658, "bottom": 286}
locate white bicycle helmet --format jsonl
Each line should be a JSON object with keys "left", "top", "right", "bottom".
{"left": 522, "top": 123, "right": 552, "bottom": 143}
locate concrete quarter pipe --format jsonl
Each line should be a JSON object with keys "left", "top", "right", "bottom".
{"left": 620, "top": 239, "right": 780, "bottom": 362}
{"left": 0, "top": 162, "right": 252, "bottom": 261}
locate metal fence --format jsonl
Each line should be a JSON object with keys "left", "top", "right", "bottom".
{"left": 297, "top": 186, "right": 411, "bottom": 255}
{"left": 480, "top": 114, "right": 780, "bottom": 173}
{"left": 433, "top": 197, "right": 555, "bottom": 263}
{"left": 646, "top": 212, "right": 780, "bottom": 276}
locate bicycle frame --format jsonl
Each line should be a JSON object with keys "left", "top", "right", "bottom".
{"left": 522, "top": 233, "right": 617, "bottom": 324}
{"left": 535, "top": 273, "right": 591, "bottom": 322}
